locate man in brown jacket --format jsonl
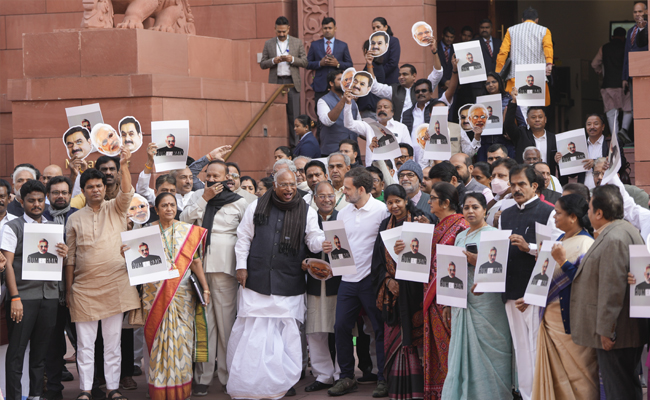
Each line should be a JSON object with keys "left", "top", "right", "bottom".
{"left": 260, "top": 16, "right": 308, "bottom": 146}
{"left": 571, "top": 184, "right": 649, "bottom": 399}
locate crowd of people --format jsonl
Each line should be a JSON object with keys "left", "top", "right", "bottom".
{"left": 1, "top": 3, "right": 649, "bottom": 400}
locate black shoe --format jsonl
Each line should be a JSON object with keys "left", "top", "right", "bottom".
{"left": 133, "top": 365, "right": 142, "bottom": 377}
{"left": 43, "top": 391, "right": 63, "bottom": 400}
{"left": 61, "top": 368, "right": 74, "bottom": 382}
{"left": 357, "top": 371, "right": 378, "bottom": 384}
{"left": 193, "top": 384, "right": 209, "bottom": 397}
{"left": 305, "top": 381, "right": 332, "bottom": 392}
{"left": 285, "top": 387, "right": 296, "bottom": 397}
{"left": 300, "top": 370, "right": 306, "bottom": 380}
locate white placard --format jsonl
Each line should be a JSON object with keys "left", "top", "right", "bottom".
{"left": 601, "top": 110, "right": 622, "bottom": 186}
{"left": 380, "top": 226, "right": 402, "bottom": 263}
{"left": 473, "top": 229, "right": 512, "bottom": 292}
{"left": 65, "top": 103, "right": 103, "bottom": 131}
{"left": 535, "top": 221, "right": 559, "bottom": 251}
{"left": 514, "top": 63, "right": 546, "bottom": 107}
{"left": 322, "top": 220, "right": 357, "bottom": 276}
{"left": 556, "top": 129, "right": 589, "bottom": 176}
{"left": 121, "top": 226, "right": 178, "bottom": 286}
{"left": 424, "top": 106, "right": 451, "bottom": 161}
{"left": 396, "top": 222, "right": 435, "bottom": 283}
{"left": 152, "top": 120, "right": 190, "bottom": 172}
{"left": 22, "top": 224, "right": 64, "bottom": 281}
{"left": 436, "top": 244, "right": 468, "bottom": 308}
{"left": 523, "top": 241, "right": 558, "bottom": 307}
{"left": 475, "top": 94, "right": 503, "bottom": 135}
{"left": 454, "top": 40, "right": 487, "bottom": 84}
{"left": 630, "top": 244, "right": 650, "bottom": 318}
{"left": 363, "top": 119, "right": 402, "bottom": 162}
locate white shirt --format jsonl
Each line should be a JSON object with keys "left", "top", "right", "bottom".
{"left": 337, "top": 197, "right": 390, "bottom": 282}
{"left": 498, "top": 195, "right": 561, "bottom": 256}
{"left": 272, "top": 37, "right": 293, "bottom": 77}
{"left": 612, "top": 174, "right": 650, "bottom": 240}
{"left": 342, "top": 104, "right": 413, "bottom": 167}
{"left": 135, "top": 170, "right": 192, "bottom": 210}
{"left": 1, "top": 214, "right": 48, "bottom": 253}
{"left": 412, "top": 103, "right": 428, "bottom": 131}
{"left": 585, "top": 134, "right": 605, "bottom": 189}
{"left": 533, "top": 131, "right": 548, "bottom": 164}
{"left": 371, "top": 67, "right": 445, "bottom": 120}
{"left": 317, "top": 94, "right": 359, "bottom": 127}
{"left": 0, "top": 213, "right": 18, "bottom": 235}
{"left": 549, "top": 175, "right": 563, "bottom": 193}
{"left": 235, "top": 199, "right": 325, "bottom": 271}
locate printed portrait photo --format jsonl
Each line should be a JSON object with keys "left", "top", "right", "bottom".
{"left": 460, "top": 52, "right": 483, "bottom": 72}
{"left": 330, "top": 234, "right": 351, "bottom": 261}
{"left": 369, "top": 31, "right": 390, "bottom": 57}
{"left": 156, "top": 133, "right": 185, "bottom": 156}
{"left": 487, "top": 105, "right": 500, "bottom": 123}
{"left": 518, "top": 74, "right": 543, "bottom": 94}
{"left": 556, "top": 129, "right": 589, "bottom": 175}
{"left": 63, "top": 126, "right": 93, "bottom": 160}
{"left": 468, "top": 104, "right": 489, "bottom": 130}
{"left": 411, "top": 21, "right": 433, "bottom": 46}
{"left": 90, "top": 123, "right": 122, "bottom": 157}
{"left": 341, "top": 67, "right": 356, "bottom": 92}
{"left": 350, "top": 71, "right": 374, "bottom": 97}
{"left": 531, "top": 258, "right": 551, "bottom": 287}
{"left": 477, "top": 246, "right": 504, "bottom": 275}
{"left": 400, "top": 237, "right": 428, "bottom": 265}
{"left": 119, "top": 116, "right": 143, "bottom": 153}
{"left": 22, "top": 224, "right": 64, "bottom": 281}
{"left": 128, "top": 194, "right": 150, "bottom": 225}
{"left": 131, "top": 242, "right": 164, "bottom": 270}
{"left": 66, "top": 103, "right": 104, "bottom": 131}
{"left": 26, "top": 238, "right": 58, "bottom": 264}
{"left": 428, "top": 120, "right": 449, "bottom": 145}
{"left": 440, "top": 261, "right": 464, "bottom": 290}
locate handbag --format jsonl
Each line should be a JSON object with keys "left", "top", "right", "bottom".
{"left": 190, "top": 273, "right": 207, "bottom": 306}
{"left": 127, "top": 285, "right": 145, "bottom": 327}
{"left": 499, "top": 56, "right": 512, "bottom": 81}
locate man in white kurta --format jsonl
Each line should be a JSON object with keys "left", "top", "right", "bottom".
{"left": 228, "top": 169, "right": 325, "bottom": 399}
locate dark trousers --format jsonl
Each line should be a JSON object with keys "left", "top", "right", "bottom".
{"left": 356, "top": 316, "right": 373, "bottom": 373}
{"left": 5, "top": 298, "right": 58, "bottom": 400}
{"left": 334, "top": 276, "right": 385, "bottom": 381}
{"left": 93, "top": 325, "right": 134, "bottom": 387}
{"left": 46, "top": 304, "right": 75, "bottom": 393}
{"left": 597, "top": 345, "right": 644, "bottom": 400}
{"left": 277, "top": 76, "right": 300, "bottom": 147}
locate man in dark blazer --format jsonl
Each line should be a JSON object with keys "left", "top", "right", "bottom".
{"left": 307, "top": 17, "right": 353, "bottom": 112}
{"left": 505, "top": 96, "right": 558, "bottom": 177}
{"left": 260, "top": 16, "right": 308, "bottom": 146}
{"left": 570, "top": 185, "right": 648, "bottom": 400}
{"left": 437, "top": 27, "right": 456, "bottom": 89}
{"left": 478, "top": 18, "right": 502, "bottom": 74}
{"left": 622, "top": 2, "right": 648, "bottom": 95}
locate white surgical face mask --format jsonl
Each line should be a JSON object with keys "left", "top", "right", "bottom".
{"left": 491, "top": 178, "right": 509, "bottom": 196}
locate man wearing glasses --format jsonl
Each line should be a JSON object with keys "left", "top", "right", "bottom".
{"left": 397, "top": 160, "right": 436, "bottom": 223}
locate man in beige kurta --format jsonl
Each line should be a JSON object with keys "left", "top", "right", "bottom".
{"left": 65, "top": 147, "right": 140, "bottom": 400}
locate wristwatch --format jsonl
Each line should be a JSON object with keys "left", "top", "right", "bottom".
{"left": 337, "top": 63, "right": 340, "bottom": 69}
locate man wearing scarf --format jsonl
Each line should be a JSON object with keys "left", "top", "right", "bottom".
{"left": 228, "top": 168, "right": 325, "bottom": 399}
{"left": 180, "top": 160, "right": 249, "bottom": 396}
{"left": 42, "top": 175, "right": 77, "bottom": 400}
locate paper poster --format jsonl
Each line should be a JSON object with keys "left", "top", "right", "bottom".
{"left": 369, "top": 31, "right": 390, "bottom": 57}
{"left": 630, "top": 245, "right": 650, "bottom": 318}
{"left": 535, "top": 221, "right": 559, "bottom": 251}
{"left": 305, "top": 258, "right": 333, "bottom": 281}
{"left": 454, "top": 41, "right": 487, "bottom": 84}
{"left": 412, "top": 21, "right": 433, "bottom": 46}
{"left": 363, "top": 118, "right": 402, "bottom": 162}
{"left": 475, "top": 94, "right": 503, "bottom": 135}
{"left": 424, "top": 106, "right": 451, "bottom": 161}
{"left": 436, "top": 244, "right": 468, "bottom": 308}
{"left": 127, "top": 194, "right": 150, "bottom": 225}
{"left": 556, "top": 129, "right": 589, "bottom": 176}
{"left": 119, "top": 116, "right": 144, "bottom": 153}
{"left": 66, "top": 103, "right": 103, "bottom": 131}
{"left": 601, "top": 110, "right": 622, "bottom": 186}
{"left": 121, "top": 226, "right": 178, "bottom": 286}
{"left": 322, "top": 220, "right": 356, "bottom": 276}
{"left": 22, "top": 224, "right": 64, "bottom": 281}
{"left": 341, "top": 67, "right": 356, "bottom": 92}
{"left": 62, "top": 126, "right": 93, "bottom": 160}
{"left": 523, "top": 241, "right": 558, "bottom": 307}
{"left": 515, "top": 63, "right": 546, "bottom": 106}
{"left": 473, "top": 229, "right": 512, "bottom": 292}
{"left": 380, "top": 226, "right": 402, "bottom": 263}
{"left": 152, "top": 120, "right": 190, "bottom": 172}
{"left": 396, "top": 222, "right": 435, "bottom": 283}
{"left": 351, "top": 71, "right": 374, "bottom": 97}
{"left": 90, "top": 123, "right": 122, "bottom": 157}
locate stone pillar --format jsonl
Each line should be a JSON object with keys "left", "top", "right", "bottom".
{"left": 630, "top": 51, "right": 650, "bottom": 193}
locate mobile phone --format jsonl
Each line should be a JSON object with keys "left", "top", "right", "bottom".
{"left": 465, "top": 243, "right": 478, "bottom": 254}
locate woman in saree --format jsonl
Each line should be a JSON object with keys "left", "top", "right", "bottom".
{"left": 373, "top": 184, "right": 425, "bottom": 400}
{"left": 529, "top": 194, "right": 598, "bottom": 399}
{"left": 441, "top": 193, "right": 513, "bottom": 399}
{"left": 410, "top": 182, "right": 469, "bottom": 400}
{"left": 135, "top": 192, "right": 211, "bottom": 400}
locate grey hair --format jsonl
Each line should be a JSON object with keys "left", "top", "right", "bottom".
{"left": 273, "top": 158, "right": 297, "bottom": 173}
{"left": 593, "top": 157, "right": 608, "bottom": 170}
{"left": 327, "top": 152, "right": 351, "bottom": 167}
{"left": 293, "top": 156, "right": 312, "bottom": 164}
{"left": 273, "top": 168, "right": 296, "bottom": 183}
{"left": 13, "top": 166, "right": 37, "bottom": 184}
{"left": 523, "top": 146, "right": 540, "bottom": 157}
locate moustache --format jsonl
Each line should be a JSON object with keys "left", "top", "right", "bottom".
{"left": 125, "top": 139, "right": 134, "bottom": 144}
{"left": 514, "top": 191, "right": 524, "bottom": 197}
{"left": 378, "top": 112, "right": 387, "bottom": 117}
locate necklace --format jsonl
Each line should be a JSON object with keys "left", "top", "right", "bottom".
{"left": 162, "top": 222, "right": 176, "bottom": 270}
{"left": 561, "top": 228, "right": 582, "bottom": 241}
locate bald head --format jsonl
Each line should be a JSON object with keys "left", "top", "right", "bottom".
{"left": 41, "top": 164, "right": 63, "bottom": 186}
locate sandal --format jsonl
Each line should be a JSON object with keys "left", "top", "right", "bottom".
{"left": 77, "top": 392, "right": 92, "bottom": 400}
{"left": 107, "top": 390, "right": 128, "bottom": 400}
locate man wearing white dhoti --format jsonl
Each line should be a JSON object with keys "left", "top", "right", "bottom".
{"left": 228, "top": 169, "right": 325, "bottom": 399}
